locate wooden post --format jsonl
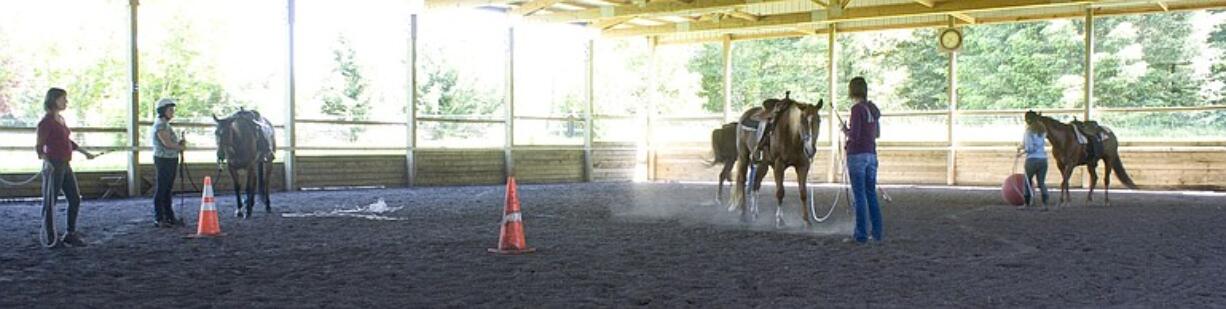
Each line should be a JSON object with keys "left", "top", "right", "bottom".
{"left": 584, "top": 39, "right": 595, "bottom": 182}
{"left": 407, "top": 13, "right": 418, "bottom": 186}
{"left": 827, "top": 25, "right": 838, "bottom": 183}
{"left": 722, "top": 34, "right": 733, "bottom": 123}
{"left": 127, "top": 0, "right": 140, "bottom": 197}
{"left": 505, "top": 26, "right": 516, "bottom": 179}
{"left": 946, "top": 17, "right": 958, "bottom": 186}
{"left": 646, "top": 36, "right": 658, "bottom": 181}
{"left": 1083, "top": 8, "right": 1095, "bottom": 188}
{"left": 284, "top": 0, "right": 297, "bottom": 191}
{"left": 1084, "top": 8, "right": 1094, "bottom": 122}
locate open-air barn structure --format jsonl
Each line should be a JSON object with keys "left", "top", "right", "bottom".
{"left": 3, "top": 0, "right": 1226, "bottom": 307}
{"left": 2, "top": 0, "right": 1225, "bottom": 198}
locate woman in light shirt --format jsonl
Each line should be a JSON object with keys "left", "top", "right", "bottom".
{"left": 150, "top": 98, "right": 188, "bottom": 228}
{"left": 1019, "top": 111, "right": 1050, "bottom": 210}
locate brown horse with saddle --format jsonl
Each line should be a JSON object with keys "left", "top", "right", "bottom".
{"left": 718, "top": 92, "right": 823, "bottom": 226}
{"left": 213, "top": 109, "right": 277, "bottom": 218}
{"left": 1025, "top": 111, "right": 1137, "bottom": 207}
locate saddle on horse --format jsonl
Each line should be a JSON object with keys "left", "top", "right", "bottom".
{"left": 1071, "top": 119, "right": 1109, "bottom": 165}
{"left": 230, "top": 109, "right": 277, "bottom": 162}
{"left": 738, "top": 96, "right": 795, "bottom": 162}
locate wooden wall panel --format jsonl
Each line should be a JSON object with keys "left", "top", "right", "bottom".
{"left": 592, "top": 142, "right": 636, "bottom": 182}
{"left": 296, "top": 155, "right": 406, "bottom": 189}
{"left": 415, "top": 149, "right": 505, "bottom": 186}
{"left": 513, "top": 149, "right": 583, "bottom": 184}
{"left": 956, "top": 150, "right": 1085, "bottom": 187}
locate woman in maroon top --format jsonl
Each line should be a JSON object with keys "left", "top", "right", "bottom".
{"left": 35, "top": 88, "right": 96, "bottom": 248}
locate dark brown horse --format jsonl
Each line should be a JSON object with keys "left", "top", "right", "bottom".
{"left": 214, "top": 109, "right": 277, "bottom": 218}
{"left": 730, "top": 95, "right": 823, "bottom": 226}
{"left": 1027, "top": 111, "right": 1137, "bottom": 206}
{"left": 709, "top": 122, "right": 768, "bottom": 205}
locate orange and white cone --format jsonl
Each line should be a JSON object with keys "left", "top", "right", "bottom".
{"left": 187, "top": 176, "right": 224, "bottom": 238}
{"left": 488, "top": 177, "right": 534, "bottom": 254}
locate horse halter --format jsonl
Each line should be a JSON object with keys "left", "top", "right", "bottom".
{"left": 801, "top": 110, "right": 818, "bottom": 159}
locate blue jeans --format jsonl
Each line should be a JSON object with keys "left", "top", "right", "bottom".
{"left": 1024, "top": 158, "right": 1049, "bottom": 206}
{"left": 848, "top": 153, "right": 881, "bottom": 243}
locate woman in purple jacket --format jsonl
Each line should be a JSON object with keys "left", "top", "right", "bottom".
{"left": 841, "top": 77, "right": 882, "bottom": 244}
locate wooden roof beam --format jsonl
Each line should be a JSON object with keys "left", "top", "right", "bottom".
{"left": 512, "top": 0, "right": 565, "bottom": 15}
{"left": 588, "top": 15, "right": 637, "bottom": 29}
{"left": 1157, "top": 1, "right": 1169, "bottom": 11}
{"left": 604, "top": 0, "right": 1096, "bottom": 37}
{"left": 949, "top": 12, "right": 975, "bottom": 24}
{"left": 809, "top": 0, "right": 828, "bottom": 8}
{"left": 426, "top": 0, "right": 513, "bottom": 10}
{"left": 727, "top": 10, "right": 760, "bottom": 22}
{"left": 524, "top": 0, "right": 792, "bottom": 23}
{"left": 912, "top": 0, "right": 934, "bottom": 8}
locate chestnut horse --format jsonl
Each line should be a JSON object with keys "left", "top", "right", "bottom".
{"left": 730, "top": 95, "right": 823, "bottom": 226}
{"left": 1027, "top": 111, "right": 1137, "bottom": 206}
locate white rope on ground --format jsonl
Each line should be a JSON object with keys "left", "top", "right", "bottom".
{"left": 808, "top": 120, "right": 848, "bottom": 223}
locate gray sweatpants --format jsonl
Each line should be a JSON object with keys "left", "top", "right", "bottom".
{"left": 42, "top": 160, "right": 82, "bottom": 234}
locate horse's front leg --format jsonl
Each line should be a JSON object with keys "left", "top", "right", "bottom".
{"left": 245, "top": 168, "right": 257, "bottom": 218}
{"left": 1057, "top": 163, "right": 1071, "bottom": 208}
{"left": 1086, "top": 164, "right": 1099, "bottom": 206}
{"left": 261, "top": 161, "right": 273, "bottom": 213}
{"left": 797, "top": 165, "right": 811, "bottom": 227}
{"left": 772, "top": 163, "right": 787, "bottom": 228}
{"left": 229, "top": 168, "right": 245, "bottom": 218}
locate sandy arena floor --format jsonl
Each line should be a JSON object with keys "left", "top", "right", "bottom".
{"left": 2, "top": 182, "right": 1225, "bottom": 307}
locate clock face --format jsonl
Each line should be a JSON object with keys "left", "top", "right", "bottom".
{"left": 940, "top": 29, "right": 962, "bottom": 50}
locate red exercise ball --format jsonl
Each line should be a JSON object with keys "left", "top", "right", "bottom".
{"left": 1001, "top": 173, "right": 1027, "bottom": 206}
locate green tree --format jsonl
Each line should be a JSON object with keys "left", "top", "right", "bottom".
{"left": 140, "top": 17, "right": 240, "bottom": 122}
{"left": 958, "top": 21, "right": 1084, "bottom": 110}
{"left": 690, "top": 37, "right": 829, "bottom": 113}
{"left": 882, "top": 29, "right": 949, "bottom": 110}
{"left": 1094, "top": 13, "right": 1201, "bottom": 108}
{"left": 416, "top": 46, "right": 501, "bottom": 139}
{"left": 317, "top": 35, "right": 371, "bottom": 142}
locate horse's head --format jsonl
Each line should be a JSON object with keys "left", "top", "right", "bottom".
{"left": 213, "top": 113, "right": 236, "bottom": 163}
{"left": 799, "top": 100, "right": 823, "bottom": 159}
{"left": 1024, "top": 110, "right": 1040, "bottom": 125}
{"left": 775, "top": 98, "right": 823, "bottom": 160}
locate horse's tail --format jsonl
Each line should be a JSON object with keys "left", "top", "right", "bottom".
{"left": 706, "top": 128, "right": 722, "bottom": 167}
{"left": 1111, "top": 155, "right": 1138, "bottom": 189}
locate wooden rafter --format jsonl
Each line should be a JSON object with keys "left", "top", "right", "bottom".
{"left": 1157, "top": 1, "right": 1169, "bottom": 11}
{"left": 727, "top": 10, "right": 760, "bottom": 22}
{"left": 426, "top": 0, "right": 513, "bottom": 10}
{"left": 512, "top": 0, "right": 564, "bottom": 15}
{"left": 651, "top": 0, "right": 1226, "bottom": 44}
{"left": 524, "top": 0, "right": 792, "bottom": 23}
{"left": 912, "top": 0, "right": 934, "bottom": 8}
{"left": 604, "top": 0, "right": 1098, "bottom": 37}
{"left": 949, "top": 12, "right": 975, "bottom": 24}
{"left": 809, "top": 0, "right": 828, "bottom": 8}
{"left": 589, "top": 15, "right": 637, "bottom": 29}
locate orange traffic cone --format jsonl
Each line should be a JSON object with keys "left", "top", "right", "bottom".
{"left": 488, "top": 177, "right": 534, "bottom": 254}
{"left": 187, "top": 176, "right": 224, "bottom": 238}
